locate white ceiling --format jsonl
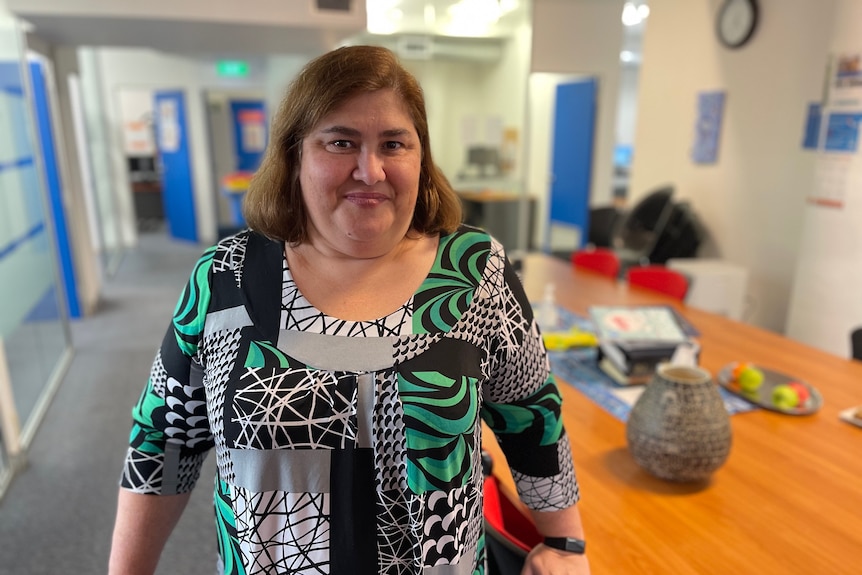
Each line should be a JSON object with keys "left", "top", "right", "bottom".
{"left": 21, "top": 14, "right": 355, "bottom": 57}
{"left": 15, "top": 0, "right": 533, "bottom": 58}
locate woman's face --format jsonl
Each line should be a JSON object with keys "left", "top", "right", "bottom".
{"left": 299, "top": 88, "right": 423, "bottom": 258}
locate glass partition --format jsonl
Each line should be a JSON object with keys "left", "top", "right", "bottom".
{"left": 0, "top": 15, "right": 72, "bottom": 493}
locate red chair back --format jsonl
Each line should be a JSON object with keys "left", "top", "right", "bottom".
{"left": 626, "top": 265, "right": 690, "bottom": 301}
{"left": 571, "top": 248, "right": 620, "bottom": 278}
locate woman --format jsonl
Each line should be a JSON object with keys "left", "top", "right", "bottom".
{"left": 109, "top": 45, "right": 590, "bottom": 575}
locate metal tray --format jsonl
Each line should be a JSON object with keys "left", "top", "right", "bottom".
{"left": 716, "top": 363, "right": 822, "bottom": 415}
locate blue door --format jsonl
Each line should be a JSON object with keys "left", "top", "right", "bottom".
{"left": 548, "top": 78, "right": 597, "bottom": 249}
{"left": 153, "top": 90, "right": 197, "bottom": 242}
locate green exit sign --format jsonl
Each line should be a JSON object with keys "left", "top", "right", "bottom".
{"left": 216, "top": 60, "right": 249, "bottom": 77}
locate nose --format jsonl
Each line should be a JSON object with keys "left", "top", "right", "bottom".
{"left": 353, "top": 148, "right": 386, "bottom": 184}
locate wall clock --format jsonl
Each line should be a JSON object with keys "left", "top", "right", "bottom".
{"left": 717, "top": 0, "right": 759, "bottom": 49}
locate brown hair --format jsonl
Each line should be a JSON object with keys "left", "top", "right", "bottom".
{"left": 243, "top": 45, "right": 462, "bottom": 243}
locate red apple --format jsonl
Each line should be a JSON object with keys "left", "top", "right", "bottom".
{"left": 786, "top": 381, "right": 810, "bottom": 405}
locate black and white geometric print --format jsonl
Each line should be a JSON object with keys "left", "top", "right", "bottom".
{"left": 173, "top": 450, "right": 210, "bottom": 493}
{"left": 486, "top": 319, "right": 550, "bottom": 404}
{"left": 231, "top": 366, "right": 358, "bottom": 450}
{"left": 374, "top": 374, "right": 409, "bottom": 492}
{"left": 376, "top": 490, "right": 422, "bottom": 575}
{"left": 281, "top": 262, "right": 412, "bottom": 337}
{"left": 163, "top": 375, "right": 212, "bottom": 449}
{"left": 212, "top": 231, "right": 248, "bottom": 288}
{"left": 391, "top": 331, "right": 443, "bottom": 365}
{"left": 201, "top": 327, "right": 244, "bottom": 483}
{"left": 232, "top": 487, "right": 331, "bottom": 575}
{"left": 420, "top": 481, "right": 482, "bottom": 566}
{"left": 511, "top": 434, "right": 580, "bottom": 511}
{"left": 121, "top": 447, "right": 165, "bottom": 493}
{"left": 149, "top": 350, "right": 168, "bottom": 397}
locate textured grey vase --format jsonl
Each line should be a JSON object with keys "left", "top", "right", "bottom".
{"left": 626, "top": 363, "right": 732, "bottom": 482}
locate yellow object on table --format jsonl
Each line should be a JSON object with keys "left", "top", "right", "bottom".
{"left": 542, "top": 328, "right": 598, "bottom": 351}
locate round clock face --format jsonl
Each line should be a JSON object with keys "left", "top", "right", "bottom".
{"left": 717, "top": 0, "right": 758, "bottom": 49}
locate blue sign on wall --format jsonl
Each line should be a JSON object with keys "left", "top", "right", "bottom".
{"left": 692, "top": 91, "right": 726, "bottom": 164}
{"left": 824, "top": 112, "right": 862, "bottom": 152}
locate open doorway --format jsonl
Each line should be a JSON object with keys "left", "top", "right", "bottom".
{"left": 203, "top": 89, "right": 267, "bottom": 239}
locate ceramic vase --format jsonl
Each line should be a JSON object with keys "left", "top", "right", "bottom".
{"left": 626, "top": 363, "right": 732, "bottom": 482}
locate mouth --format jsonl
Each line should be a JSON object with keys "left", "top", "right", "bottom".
{"left": 344, "top": 191, "right": 390, "bottom": 206}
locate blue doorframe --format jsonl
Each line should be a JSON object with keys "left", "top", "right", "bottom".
{"left": 548, "top": 78, "right": 598, "bottom": 249}
{"left": 153, "top": 90, "right": 198, "bottom": 243}
{"left": 30, "top": 60, "right": 80, "bottom": 318}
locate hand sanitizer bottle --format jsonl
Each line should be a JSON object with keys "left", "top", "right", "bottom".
{"left": 539, "top": 283, "right": 559, "bottom": 330}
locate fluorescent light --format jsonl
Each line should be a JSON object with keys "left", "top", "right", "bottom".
{"left": 367, "top": 0, "right": 403, "bottom": 35}
{"left": 622, "top": 1, "right": 649, "bottom": 26}
{"left": 446, "top": 0, "right": 501, "bottom": 36}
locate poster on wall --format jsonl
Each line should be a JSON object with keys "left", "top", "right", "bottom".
{"left": 827, "top": 53, "right": 862, "bottom": 105}
{"left": 237, "top": 108, "right": 266, "bottom": 153}
{"left": 802, "top": 53, "right": 862, "bottom": 209}
{"left": 158, "top": 99, "right": 179, "bottom": 153}
{"left": 691, "top": 91, "right": 726, "bottom": 164}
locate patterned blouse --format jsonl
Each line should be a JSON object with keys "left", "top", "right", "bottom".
{"left": 121, "top": 226, "right": 579, "bottom": 575}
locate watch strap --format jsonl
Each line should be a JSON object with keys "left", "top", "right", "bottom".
{"left": 543, "top": 536, "right": 587, "bottom": 554}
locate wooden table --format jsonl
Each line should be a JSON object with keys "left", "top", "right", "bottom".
{"left": 483, "top": 253, "right": 862, "bottom": 574}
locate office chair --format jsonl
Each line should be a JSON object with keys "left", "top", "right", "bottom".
{"left": 613, "top": 186, "right": 675, "bottom": 268}
{"left": 587, "top": 205, "right": 622, "bottom": 248}
{"left": 626, "top": 265, "right": 690, "bottom": 301}
{"left": 572, "top": 247, "right": 621, "bottom": 278}
{"left": 851, "top": 328, "right": 862, "bottom": 361}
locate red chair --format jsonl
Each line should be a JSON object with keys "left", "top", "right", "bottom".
{"left": 483, "top": 452, "right": 542, "bottom": 574}
{"left": 571, "top": 248, "right": 621, "bottom": 279}
{"left": 626, "top": 265, "right": 690, "bottom": 301}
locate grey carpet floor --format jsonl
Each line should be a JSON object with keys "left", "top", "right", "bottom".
{"left": 0, "top": 231, "right": 220, "bottom": 575}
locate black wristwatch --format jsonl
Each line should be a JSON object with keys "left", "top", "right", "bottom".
{"left": 543, "top": 536, "right": 587, "bottom": 554}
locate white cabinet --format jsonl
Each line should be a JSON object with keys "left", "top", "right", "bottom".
{"left": 667, "top": 259, "right": 749, "bottom": 321}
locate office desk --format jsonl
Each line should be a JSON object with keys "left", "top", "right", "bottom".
{"left": 483, "top": 253, "right": 862, "bottom": 574}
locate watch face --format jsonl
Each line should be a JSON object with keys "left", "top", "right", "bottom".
{"left": 718, "top": 0, "right": 758, "bottom": 48}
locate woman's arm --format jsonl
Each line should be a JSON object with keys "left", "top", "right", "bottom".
{"left": 108, "top": 489, "right": 192, "bottom": 575}
{"left": 522, "top": 504, "right": 591, "bottom": 575}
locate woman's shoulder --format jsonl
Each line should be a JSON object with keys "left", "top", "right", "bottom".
{"left": 208, "top": 229, "right": 283, "bottom": 272}
{"left": 440, "top": 225, "right": 506, "bottom": 259}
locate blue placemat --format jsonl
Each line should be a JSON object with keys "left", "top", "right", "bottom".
{"left": 535, "top": 304, "right": 758, "bottom": 422}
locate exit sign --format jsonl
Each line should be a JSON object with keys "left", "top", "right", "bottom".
{"left": 216, "top": 60, "right": 249, "bottom": 77}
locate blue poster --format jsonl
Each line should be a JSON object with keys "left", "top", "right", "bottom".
{"left": 824, "top": 112, "right": 862, "bottom": 152}
{"left": 802, "top": 103, "right": 822, "bottom": 150}
{"left": 692, "top": 91, "right": 726, "bottom": 164}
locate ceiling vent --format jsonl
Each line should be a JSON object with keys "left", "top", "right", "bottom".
{"left": 397, "top": 35, "right": 434, "bottom": 60}
{"left": 316, "top": 0, "right": 352, "bottom": 12}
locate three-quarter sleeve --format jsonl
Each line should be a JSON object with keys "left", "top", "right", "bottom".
{"left": 480, "top": 248, "right": 580, "bottom": 511}
{"left": 120, "top": 247, "right": 217, "bottom": 495}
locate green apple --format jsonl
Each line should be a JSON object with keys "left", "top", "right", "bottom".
{"left": 737, "top": 367, "right": 765, "bottom": 393}
{"left": 772, "top": 384, "right": 800, "bottom": 409}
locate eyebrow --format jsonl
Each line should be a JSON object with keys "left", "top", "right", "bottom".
{"left": 319, "top": 126, "right": 413, "bottom": 138}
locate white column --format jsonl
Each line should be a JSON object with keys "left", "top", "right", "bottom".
{"left": 0, "top": 338, "right": 22, "bottom": 459}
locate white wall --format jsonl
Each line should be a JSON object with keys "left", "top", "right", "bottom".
{"left": 629, "top": 0, "right": 834, "bottom": 334}
{"left": 403, "top": 29, "right": 532, "bottom": 187}
{"left": 615, "top": 64, "right": 640, "bottom": 147}
{"left": 530, "top": 0, "right": 625, "bottom": 209}
{"left": 786, "top": 0, "right": 862, "bottom": 358}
